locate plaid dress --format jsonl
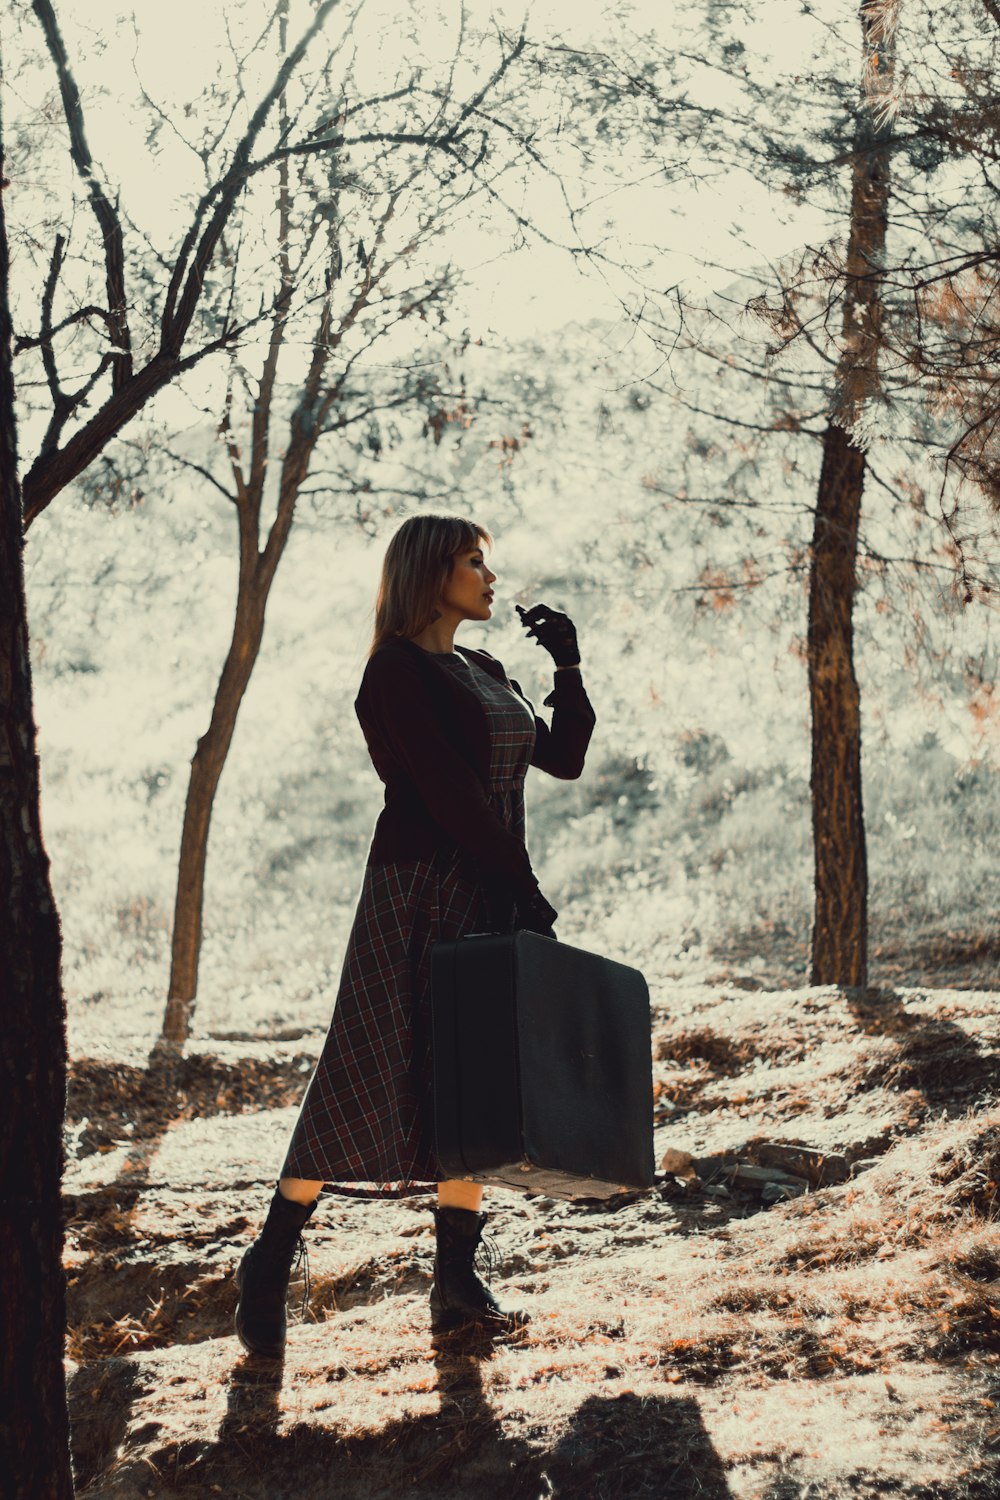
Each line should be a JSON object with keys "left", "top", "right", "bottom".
{"left": 280, "top": 648, "right": 537, "bottom": 1196}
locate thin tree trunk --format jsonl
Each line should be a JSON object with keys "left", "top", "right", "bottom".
{"left": 808, "top": 424, "right": 868, "bottom": 984}
{"left": 163, "top": 580, "right": 267, "bottom": 1042}
{"left": 162, "top": 19, "right": 336, "bottom": 1044}
{"left": 808, "top": 1, "right": 893, "bottom": 986}
{"left": 0, "top": 71, "right": 75, "bottom": 1498}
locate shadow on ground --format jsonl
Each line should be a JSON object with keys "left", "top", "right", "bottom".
{"left": 142, "top": 1334, "right": 733, "bottom": 1500}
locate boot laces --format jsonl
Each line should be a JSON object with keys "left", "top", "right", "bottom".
{"left": 291, "top": 1235, "right": 311, "bottom": 1318}
{"left": 474, "top": 1229, "right": 501, "bottom": 1286}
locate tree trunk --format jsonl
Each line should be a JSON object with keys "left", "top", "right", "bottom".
{"left": 808, "top": 423, "right": 868, "bottom": 985}
{"left": 808, "top": 1, "right": 892, "bottom": 986}
{"left": 162, "top": 579, "right": 267, "bottom": 1042}
{"left": 162, "top": 22, "right": 329, "bottom": 1044}
{"left": 0, "top": 77, "right": 75, "bottom": 1498}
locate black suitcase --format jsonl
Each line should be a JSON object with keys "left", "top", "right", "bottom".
{"left": 430, "top": 929, "right": 654, "bottom": 1200}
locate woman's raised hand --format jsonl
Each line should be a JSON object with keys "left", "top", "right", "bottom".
{"left": 515, "top": 602, "right": 580, "bottom": 668}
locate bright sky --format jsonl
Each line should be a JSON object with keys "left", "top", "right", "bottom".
{"left": 28, "top": 0, "right": 842, "bottom": 342}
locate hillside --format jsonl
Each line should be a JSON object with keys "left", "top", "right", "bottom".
{"left": 65, "top": 976, "right": 999, "bottom": 1499}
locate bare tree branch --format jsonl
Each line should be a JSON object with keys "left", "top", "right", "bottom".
{"left": 31, "top": 0, "right": 133, "bottom": 391}
{"left": 20, "top": 0, "right": 348, "bottom": 528}
{"left": 36, "top": 234, "right": 68, "bottom": 453}
{"left": 160, "top": 449, "right": 238, "bottom": 506}
{"left": 160, "top": 0, "right": 345, "bottom": 349}
{"left": 14, "top": 302, "right": 114, "bottom": 355}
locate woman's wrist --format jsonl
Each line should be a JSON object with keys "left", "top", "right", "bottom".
{"left": 554, "top": 662, "right": 581, "bottom": 672}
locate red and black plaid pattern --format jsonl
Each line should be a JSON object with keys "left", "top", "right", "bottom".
{"left": 280, "top": 652, "right": 536, "bottom": 1196}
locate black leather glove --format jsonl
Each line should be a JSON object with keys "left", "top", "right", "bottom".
{"left": 478, "top": 870, "right": 558, "bottom": 937}
{"left": 515, "top": 602, "right": 580, "bottom": 668}
{"left": 514, "top": 885, "right": 558, "bottom": 939}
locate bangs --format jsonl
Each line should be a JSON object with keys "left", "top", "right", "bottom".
{"left": 453, "top": 520, "right": 493, "bottom": 556}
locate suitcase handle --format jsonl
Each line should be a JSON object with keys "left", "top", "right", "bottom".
{"left": 466, "top": 897, "right": 517, "bottom": 940}
{"left": 460, "top": 928, "right": 557, "bottom": 941}
{"left": 464, "top": 897, "right": 557, "bottom": 942}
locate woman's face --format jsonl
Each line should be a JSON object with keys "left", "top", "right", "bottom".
{"left": 440, "top": 541, "right": 497, "bottom": 621}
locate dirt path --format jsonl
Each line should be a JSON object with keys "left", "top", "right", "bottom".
{"left": 64, "top": 983, "right": 1000, "bottom": 1498}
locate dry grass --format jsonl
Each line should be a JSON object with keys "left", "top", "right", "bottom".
{"left": 64, "top": 982, "right": 1000, "bottom": 1499}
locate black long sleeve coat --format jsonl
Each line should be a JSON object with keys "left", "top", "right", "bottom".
{"left": 354, "top": 635, "right": 597, "bottom": 910}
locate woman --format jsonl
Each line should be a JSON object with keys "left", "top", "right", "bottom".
{"left": 235, "top": 514, "right": 596, "bottom": 1355}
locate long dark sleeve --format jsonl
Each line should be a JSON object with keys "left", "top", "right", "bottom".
{"left": 356, "top": 650, "right": 539, "bottom": 897}
{"left": 508, "top": 667, "right": 596, "bottom": 779}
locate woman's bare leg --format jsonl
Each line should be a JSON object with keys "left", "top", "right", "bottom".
{"left": 437, "top": 1179, "right": 483, "bottom": 1212}
{"left": 278, "top": 1176, "right": 324, "bottom": 1205}
{"left": 280, "top": 1178, "right": 482, "bottom": 1209}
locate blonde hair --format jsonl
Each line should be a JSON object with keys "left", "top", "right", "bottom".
{"left": 368, "top": 514, "right": 494, "bottom": 658}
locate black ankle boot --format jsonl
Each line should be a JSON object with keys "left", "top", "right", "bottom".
{"left": 235, "top": 1186, "right": 317, "bottom": 1358}
{"left": 429, "top": 1206, "right": 529, "bottom": 1335}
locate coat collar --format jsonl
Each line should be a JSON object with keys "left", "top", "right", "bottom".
{"left": 376, "top": 634, "right": 507, "bottom": 684}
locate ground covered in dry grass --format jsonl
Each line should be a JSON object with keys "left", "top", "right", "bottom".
{"left": 64, "top": 978, "right": 1000, "bottom": 1499}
